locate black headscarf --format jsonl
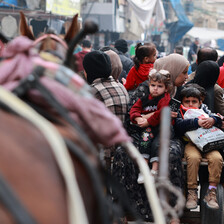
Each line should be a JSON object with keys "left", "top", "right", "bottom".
{"left": 187, "top": 60, "right": 220, "bottom": 112}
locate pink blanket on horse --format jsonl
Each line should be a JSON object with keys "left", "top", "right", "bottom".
{"left": 0, "top": 36, "right": 130, "bottom": 146}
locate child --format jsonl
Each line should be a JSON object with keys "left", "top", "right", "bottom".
{"left": 174, "top": 85, "right": 223, "bottom": 210}
{"left": 123, "top": 42, "right": 157, "bottom": 91}
{"left": 129, "top": 69, "right": 172, "bottom": 183}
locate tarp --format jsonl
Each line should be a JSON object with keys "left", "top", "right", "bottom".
{"left": 186, "top": 27, "right": 224, "bottom": 50}
{"left": 187, "top": 27, "right": 224, "bottom": 43}
{"left": 166, "top": 0, "right": 193, "bottom": 43}
{"left": 0, "top": 0, "right": 18, "bottom": 7}
{"left": 127, "top": 0, "right": 165, "bottom": 29}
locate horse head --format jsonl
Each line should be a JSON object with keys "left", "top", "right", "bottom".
{"left": 19, "top": 11, "right": 80, "bottom": 64}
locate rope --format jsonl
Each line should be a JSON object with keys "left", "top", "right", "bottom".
{"left": 0, "top": 86, "right": 88, "bottom": 224}
{"left": 122, "top": 141, "right": 166, "bottom": 224}
{"left": 156, "top": 177, "right": 186, "bottom": 219}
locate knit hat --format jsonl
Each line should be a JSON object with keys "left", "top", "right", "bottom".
{"left": 115, "top": 39, "right": 128, "bottom": 54}
{"left": 83, "top": 50, "right": 112, "bottom": 84}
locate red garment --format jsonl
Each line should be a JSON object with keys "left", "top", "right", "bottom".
{"left": 217, "top": 63, "right": 224, "bottom": 88}
{"left": 74, "top": 50, "right": 89, "bottom": 72}
{"left": 124, "top": 63, "right": 153, "bottom": 90}
{"left": 130, "top": 92, "right": 170, "bottom": 127}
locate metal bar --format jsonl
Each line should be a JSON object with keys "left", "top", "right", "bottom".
{"left": 158, "top": 107, "right": 171, "bottom": 204}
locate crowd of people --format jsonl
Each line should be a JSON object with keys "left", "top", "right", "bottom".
{"left": 1, "top": 27, "right": 223, "bottom": 223}
{"left": 73, "top": 37, "right": 224, "bottom": 224}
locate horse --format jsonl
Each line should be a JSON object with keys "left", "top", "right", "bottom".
{"left": 0, "top": 11, "right": 182, "bottom": 224}
{"left": 0, "top": 19, "right": 138, "bottom": 224}
{"left": 0, "top": 87, "right": 88, "bottom": 224}
{"left": 0, "top": 13, "right": 121, "bottom": 223}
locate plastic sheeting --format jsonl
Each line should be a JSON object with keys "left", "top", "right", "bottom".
{"left": 166, "top": 0, "right": 193, "bottom": 43}
{"left": 127, "top": 0, "right": 165, "bottom": 29}
{"left": 0, "top": 0, "right": 18, "bottom": 7}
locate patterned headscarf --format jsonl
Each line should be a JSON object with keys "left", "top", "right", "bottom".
{"left": 154, "top": 53, "right": 189, "bottom": 96}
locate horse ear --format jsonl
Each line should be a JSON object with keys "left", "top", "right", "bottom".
{"left": 64, "top": 14, "right": 80, "bottom": 44}
{"left": 19, "top": 11, "right": 35, "bottom": 40}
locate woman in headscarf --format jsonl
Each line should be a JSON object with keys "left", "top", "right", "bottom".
{"left": 186, "top": 60, "right": 220, "bottom": 113}
{"left": 104, "top": 49, "right": 123, "bottom": 82}
{"left": 113, "top": 53, "right": 189, "bottom": 224}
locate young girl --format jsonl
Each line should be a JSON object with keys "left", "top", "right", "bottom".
{"left": 129, "top": 69, "right": 172, "bottom": 183}
{"left": 123, "top": 42, "right": 157, "bottom": 91}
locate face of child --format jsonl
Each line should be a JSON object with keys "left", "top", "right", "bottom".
{"left": 182, "top": 96, "right": 201, "bottom": 108}
{"left": 149, "top": 80, "right": 167, "bottom": 98}
{"left": 174, "top": 66, "right": 189, "bottom": 87}
{"left": 143, "top": 49, "right": 157, "bottom": 64}
{"left": 149, "top": 49, "right": 157, "bottom": 63}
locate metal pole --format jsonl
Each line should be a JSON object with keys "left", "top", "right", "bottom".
{"left": 158, "top": 107, "right": 171, "bottom": 202}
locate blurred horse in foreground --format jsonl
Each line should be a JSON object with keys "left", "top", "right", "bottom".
{"left": 0, "top": 11, "right": 182, "bottom": 224}
{"left": 0, "top": 11, "right": 139, "bottom": 224}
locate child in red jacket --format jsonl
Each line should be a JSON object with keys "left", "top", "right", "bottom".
{"left": 130, "top": 69, "right": 172, "bottom": 183}
{"left": 123, "top": 42, "right": 157, "bottom": 91}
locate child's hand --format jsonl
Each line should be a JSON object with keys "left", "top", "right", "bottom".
{"left": 121, "top": 78, "right": 126, "bottom": 85}
{"left": 138, "top": 118, "right": 149, "bottom": 128}
{"left": 198, "top": 117, "right": 215, "bottom": 129}
{"left": 135, "top": 117, "right": 145, "bottom": 124}
{"left": 217, "top": 113, "right": 224, "bottom": 120}
{"left": 171, "top": 111, "right": 178, "bottom": 118}
{"left": 217, "top": 113, "right": 224, "bottom": 129}
{"left": 135, "top": 117, "right": 149, "bottom": 128}
{"left": 142, "top": 112, "right": 154, "bottom": 119}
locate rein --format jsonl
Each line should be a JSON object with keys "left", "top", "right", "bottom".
{"left": 0, "top": 87, "right": 88, "bottom": 224}
{"left": 0, "top": 172, "right": 37, "bottom": 224}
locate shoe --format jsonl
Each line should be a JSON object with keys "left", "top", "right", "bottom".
{"left": 203, "top": 188, "right": 219, "bottom": 209}
{"left": 186, "top": 189, "right": 198, "bottom": 209}
{"left": 137, "top": 173, "right": 144, "bottom": 184}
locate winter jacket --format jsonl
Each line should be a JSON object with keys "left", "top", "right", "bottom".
{"left": 130, "top": 92, "right": 170, "bottom": 127}
{"left": 124, "top": 63, "right": 154, "bottom": 91}
{"left": 174, "top": 103, "right": 222, "bottom": 137}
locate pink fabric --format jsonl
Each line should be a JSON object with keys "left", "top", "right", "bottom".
{"left": 0, "top": 36, "right": 130, "bottom": 146}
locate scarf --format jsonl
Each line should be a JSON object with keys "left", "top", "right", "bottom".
{"left": 105, "top": 50, "right": 122, "bottom": 81}
{"left": 189, "top": 60, "right": 220, "bottom": 112}
{"left": 154, "top": 53, "right": 189, "bottom": 96}
{"left": 136, "top": 63, "right": 153, "bottom": 79}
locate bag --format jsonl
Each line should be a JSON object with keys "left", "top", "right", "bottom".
{"left": 183, "top": 107, "right": 224, "bottom": 153}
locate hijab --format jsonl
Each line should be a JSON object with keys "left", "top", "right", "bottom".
{"left": 154, "top": 53, "right": 189, "bottom": 96}
{"left": 193, "top": 60, "right": 219, "bottom": 88}
{"left": 188, "top": 60, "right": 220, "bottom": 112}
{"left": 105, "top": 50, "right": 122, "bottom": 81}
